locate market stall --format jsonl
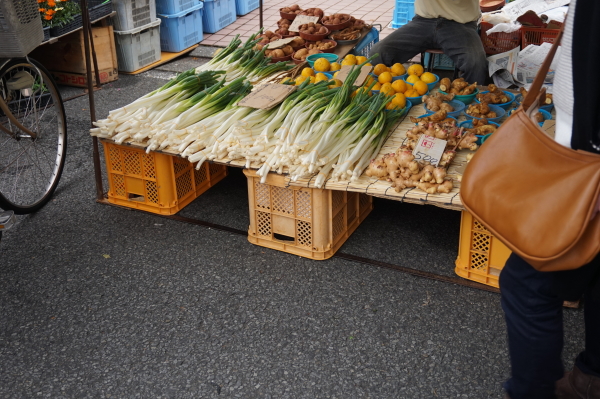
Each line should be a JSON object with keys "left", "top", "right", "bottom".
{"left": 83, "top": 2, "right": 561, "bottom": 294}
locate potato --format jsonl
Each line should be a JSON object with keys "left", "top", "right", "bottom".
{"left": 296, "top": 48, "right": 308, "bottom": 57}
{"left": 282, "top": 45, "right": 294, "bottom": 55}
{"left": 314, "top": 8, "right": 323, "bottom": 16}
{"left": 319, "top": 26, "right": 327, "bottom": 34}
{"left": 295, "top": 10, "right": 301, "bottom": 14}
{"left": 269, "top": 37, "right": 280, "bottom": 42}
{"left": 308, "top": 49, "right": 320, "bottom": 55}
{"left": 278, "top": 18, "right": 291, "bottom": 26}
{"left": 255, "top": 43, "right": 264, "bottom": 51}
{"left": 281, "top": 7, "right": 291, "bottom": 12}
{"left": 290, "top": 4, "right": 299, "bottom": 11}
{"left": 265, "top": 30, "right": 274, "bottom": 38}
{"left": 277, "top": 27, "right": 289, "bottom": 35}
{"left": 265, "top": 49, "right": 273, "bottom": 56}
{"left": 291, "top": 37, "right": 305, "bottom": 47}
{"left": 272, "top": 49, "right": 285, "bottom": 58}
{"left": 308, "top": 27, "right": 315, "bottom": 33}
{"left": 332, "top": 18, "right": 341, "bottom": 25}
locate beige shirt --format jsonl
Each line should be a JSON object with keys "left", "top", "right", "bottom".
{"left": 414, "top": 0, "right": 481, "bottom": 24}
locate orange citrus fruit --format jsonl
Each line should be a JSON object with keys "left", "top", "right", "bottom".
{"left": 391, "top": 63, "right": 406, "bottom": 76}
{"left": 378, "top": 71, "right": 393, "bottom": 84}
{"left": 420, "top": 72, "right": 437, "bottom": 84}
{"left": 405, "top": 89, "right": 419, "bottom": 98}
{"left": 392, "top": 92, "right": 407, "bottom": 108}
{"left": 379, "top": 83, "right": 395, "bottom": 96}
{"left": 373, "top": 63, "right": 388, "bottom": 76}
{"left": 371, "top": 82, "right": 382, "bottom": 90}
{"left": 407, "top": 64, "right": 424, "bottom": 76}
{"left": 406, "top": 74, "right": 421, "bottom": 84}
{"left": 391, "top": 79, "right": 407, "bottom": 93}
{"left": 413, "top": 80, "right": 428, "bottom": 95}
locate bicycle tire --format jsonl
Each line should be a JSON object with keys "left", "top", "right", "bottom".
{"left": 0, "top": 57, "right": 67, "bottom": 214}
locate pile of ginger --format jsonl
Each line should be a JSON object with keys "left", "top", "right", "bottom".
{"left": 439, "top": 77, "right": 477, "bottom": 95}
{"left": 365, "top": 120, "right": 480, "bottom": 194}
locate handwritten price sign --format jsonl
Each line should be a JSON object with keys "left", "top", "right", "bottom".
{"left": 412, "top": 135, "right": 447, "bottom": 167}
{"left": 238, "top": 83, "right": 297, "bottom": 110}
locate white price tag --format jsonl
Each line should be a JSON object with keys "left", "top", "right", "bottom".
{"left": 412, "top": 135, "right": 447, "bottom": 167}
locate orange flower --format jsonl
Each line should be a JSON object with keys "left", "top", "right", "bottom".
{"left": 44, "top": 15, "right": 52, "bottom": 20}
{"left": 37, "top": 0, "right": 44, "bottom": 3}
{"left": 39, "top": 8, "right": 47, "bottom": 12}
{"left": 47, "top": 0, "right": 56, "bottom": 6}
{"left": 45, "top": 9, "right": 55, "bottom": 15}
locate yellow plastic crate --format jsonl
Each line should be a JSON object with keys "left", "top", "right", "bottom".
{"left": 455, "top": 211, "right": 512, "bottom": 288}
{"left": 102, "top": 141, "right": 227, "bottom": 215}
{"left": 244, "top": 170, "right": 373, "bottom": 260}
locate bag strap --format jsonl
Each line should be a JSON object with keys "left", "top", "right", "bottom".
{"left": 522, "top": 25, "right": 565, "bottom": 110}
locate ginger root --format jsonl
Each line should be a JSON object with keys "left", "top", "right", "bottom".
{"left": 365, "top": 158, "right": 387, "bottom": 179}
{"left": 410, "top": 110, "right": 447, "bottom": 124}
{"left": 439, "top": 77, "right": 452, "bottom": 93}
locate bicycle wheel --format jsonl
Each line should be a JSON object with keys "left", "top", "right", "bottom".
{"left": 0, "top": 57, "right": 67, "bottom": 214}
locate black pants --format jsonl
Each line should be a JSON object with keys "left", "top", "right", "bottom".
{"left": 368, "top": 15, "right": 488, "bottom": 84}
{"left": 500, "top": 253, "right": 600, "bottom": 398}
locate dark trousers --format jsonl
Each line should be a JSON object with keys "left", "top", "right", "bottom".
{"left": 368, "top": 15, "right": 488, "bottom": 84}
{"left": 500, "top": 253, "right": 600, "bottom": 398}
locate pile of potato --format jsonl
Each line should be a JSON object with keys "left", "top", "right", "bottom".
{"left": 299, "top": 7, "right": 324, "bottom": 18}
{"left": 265, "top": 46, "right": 294, "bottom": 59}
{"left": 299, "top": 22, "right": 328, "bottom": 35}
{"left": 289, "top": 37, "right": 305, "bottom": 48}
{"left": 306, "top": 40, "right": 336, "bottom": 50}
{"left": 293, "top": 48, "right": 321, "bottom": 61}
{"left": 321, "top": 13, "right": 350, "bottom": 26}
{"left": 276, "top": 18, "right": 298, "bottom": 36}
{"left": 254, "top": 31, "right": 281, "bottom": 51}
{"left": 280, "top": 4, "right": 302, "bottom": 15}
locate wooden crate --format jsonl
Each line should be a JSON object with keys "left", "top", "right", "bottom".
{"left": 31, "top": 25, "right": 118, "bottom": 87}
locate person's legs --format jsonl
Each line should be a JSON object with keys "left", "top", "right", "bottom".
{"left": 576, "top": 274, "right": 600, "bottom": 377}
{"left": 434, "top": 20, "right": 488, "bottom": 84}
{"left": 501, "top": 253, "right": 600, "bottom": 399}
{"left": 369, "top": 16, "right": 436, "bottom": 66}
{"left": 500, "top": 253, "right": 565, "bottom": 399}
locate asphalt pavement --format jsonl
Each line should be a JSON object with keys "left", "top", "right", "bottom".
{"left": 0, "top": 50, "right": 587, "bottom": 398}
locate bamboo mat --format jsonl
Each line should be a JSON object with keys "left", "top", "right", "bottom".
{"left": 284, "top": 103, "right": 471, "bottom": 211}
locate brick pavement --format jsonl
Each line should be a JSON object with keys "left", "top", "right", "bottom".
{"left": 201, "top": 0, "right": 397, "bottom": 46}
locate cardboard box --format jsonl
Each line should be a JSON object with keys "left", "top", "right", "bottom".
{"left": 32, "top": 25, "right": 118, "bottom": 87}
{"left": 51, "top": 68, "right": 118, "bottom": 88}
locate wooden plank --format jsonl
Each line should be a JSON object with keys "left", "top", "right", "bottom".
{"left": 119, "top": 45, "right": 200, "bottom": 75}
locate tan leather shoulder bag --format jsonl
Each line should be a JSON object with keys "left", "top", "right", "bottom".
{"left": 460, "top": 28, "right": 600, "bottom": 272}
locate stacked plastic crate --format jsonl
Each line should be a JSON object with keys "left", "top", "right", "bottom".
{"left": 390, "top": 0, "right": 415, "bottom": 29}
{"left": 112, "top": 0, "right": 161, "bottom": 72}
{"left": 156, "top": 0, "right": 204, "bottom": 52}
{"left": 202, "top": 0, "right": 237, "bottom": 33}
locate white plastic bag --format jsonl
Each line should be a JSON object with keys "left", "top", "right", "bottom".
{"left": 486, "top": 22, "right": 522, "bottom": 34}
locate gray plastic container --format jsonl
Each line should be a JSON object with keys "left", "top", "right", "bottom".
{"left": 114, "top": 19, "right": 161, "bottom": 72}
{"left": 111, "top": 0, "right": 157, "bottom": 31}
{"left": 0, "top": 0, "right": 43, "bottom": 58}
